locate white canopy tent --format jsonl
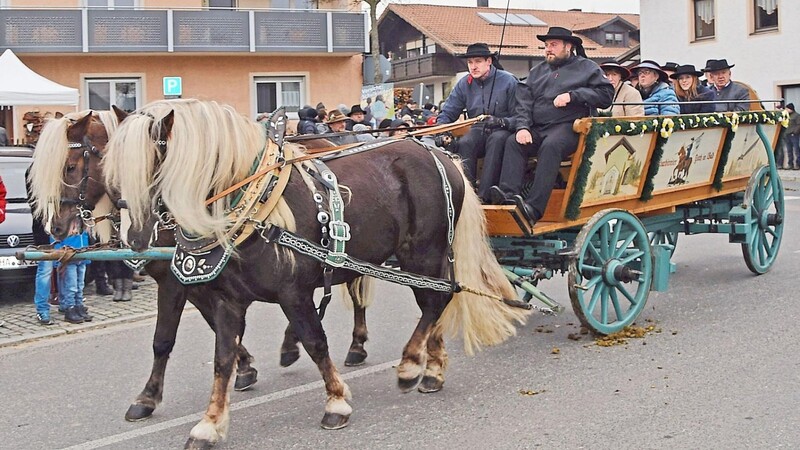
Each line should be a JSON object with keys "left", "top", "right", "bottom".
{"left": 0, "top": 49, "right": 79, "bottom": 106}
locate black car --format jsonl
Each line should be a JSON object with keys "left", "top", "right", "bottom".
{"left": 0, "top": 146, "right": 37, "bottom": 285}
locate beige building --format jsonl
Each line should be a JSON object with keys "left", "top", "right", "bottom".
{"left": 0, "top": 0, "right": 367, "bottom": 143}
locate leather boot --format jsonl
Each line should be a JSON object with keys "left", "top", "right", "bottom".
{"left": 112, "top": 279, "right": 124, "bottom": 302}
{"left": 79, "top": 305, "right": 93, "bottom": 322}
{"left": 64, "top": 306, "right": 84, "bottom": 324}
{"left": 121, "top": 278, "right": 133, "bottom": 302}
{"left": 95, "top": 276, "right": 114, "bottom": 296}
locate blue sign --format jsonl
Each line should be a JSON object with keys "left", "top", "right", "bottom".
{"left": 163, "top": 77, "right": 182, "bottom": 97}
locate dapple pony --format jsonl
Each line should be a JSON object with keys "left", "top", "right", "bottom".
{"left": 28, "top": 109, "right": 373, "bottom": 424}
{"left": 104, "top": 99, "right": 529, "bottom": 448}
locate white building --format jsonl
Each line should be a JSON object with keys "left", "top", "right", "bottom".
{"left": 640, "top": 0, "right": 798, "bottom": 107}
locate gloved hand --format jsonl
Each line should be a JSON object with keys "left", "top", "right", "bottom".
{"left": 483, "top": 115, "right": 508, "bottom": 130}
{"left": 433, "top": 133, "right": 453, "bottom": 148}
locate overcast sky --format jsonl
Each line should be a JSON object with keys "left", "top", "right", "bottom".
{"left": 383, "top": 0, "right": 639, "bottom": 14}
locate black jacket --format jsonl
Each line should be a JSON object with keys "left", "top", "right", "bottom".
{"left": 678, "top": 84, "right": 715, "bottom": 115}
{"left": 515, "top": 55, "right": 613, "bottom": 130}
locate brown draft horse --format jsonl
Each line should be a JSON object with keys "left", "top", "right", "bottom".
{"left": 105, "top": 99, "right": 529, "bottom": 448}
{"left": 27, "top": 108, "right": 373, "bottom": 423}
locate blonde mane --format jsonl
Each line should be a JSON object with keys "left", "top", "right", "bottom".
{"left": 29, "top": 110, "right": 120, "bottom": 228}
{"left": 105, "top": 99, "right": 269, "bottom": 244}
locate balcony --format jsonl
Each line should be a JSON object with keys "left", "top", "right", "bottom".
{"left": 390, "top": 53, "right": 462, "bottom": 82}
{"left": 0, "top": 8, "right": 367, "bottom": 54}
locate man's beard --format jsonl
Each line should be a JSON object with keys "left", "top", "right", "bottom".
{"left": 546, "top": 52, "right": 568, "bottom": 66}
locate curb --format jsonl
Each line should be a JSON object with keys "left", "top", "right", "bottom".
{"left": 778, "top": 170, "right": 799, "bottom": 183}
{"left": 0, "top": 310, "right": 160, "bottom": 349}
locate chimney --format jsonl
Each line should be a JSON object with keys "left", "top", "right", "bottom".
{"left": 478, "top": 0, "right": 489, "bottom": 7}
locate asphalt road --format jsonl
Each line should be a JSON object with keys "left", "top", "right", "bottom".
{"left": 1, "top": 180, "right": 798, "bottom": 450}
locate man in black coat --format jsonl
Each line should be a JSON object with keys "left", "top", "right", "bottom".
{"left": 488, "top": 27, "right": 613, "bottom": 226}
{"left": 702, "top": 59, "right": 750, "bottom": 112}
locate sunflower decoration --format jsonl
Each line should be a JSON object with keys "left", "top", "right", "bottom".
{"left": 660, "top": 117, "right": 675, "bottom": 138}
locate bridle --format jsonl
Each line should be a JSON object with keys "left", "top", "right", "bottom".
{"left": 64, "top": 135, "right": 105, "bottom": 226}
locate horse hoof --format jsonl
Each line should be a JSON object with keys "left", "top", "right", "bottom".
{"left": 418, "top": 376, "right": 444, "bottom": 393}
{"left": 397, "top": 374, "right": 423, "bottom": 393}
{"left": 125, "top": 403, "right": 155, "bottom": 422}
{"left": 320, "top": 412, "right": 350, "bottom": 430}
{"left": 344, "top": 350, "right": 367, "bottom": 367}
{"left": 184, "top": 437, "right": 215, "bottom": 449}
{"left": 234, "top": 368, "right": 258, "bottom": 391}
{"left": 279, "top": 350, "right": 300, "bottom": 367}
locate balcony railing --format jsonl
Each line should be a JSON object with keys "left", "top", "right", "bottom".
{"left": 0, "top": 8, "right": 367, "bottom": 54}
{"left": 390, "top": 53, "right": 463, "bottom": 82}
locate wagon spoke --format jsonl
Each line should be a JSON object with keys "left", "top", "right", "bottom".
{"left": 609, "top": 289, "right": 624, "bottom": 319}
{"left": 600, "top": 288, "right": 609, "bottom": 324}
{"left": 614, "top": 231, "right": 637, "bottom": 259}
{"left": 600, "top": 223, "right": 610, "bottom": 258}
{"left": 587, "top": 284, "right": 604, "bottom": 315}
{"left": 764, "top": 191, "right": 774, "bottom": 207}
{"left": 757, "top": 233, "right": 767, "bottom": 264}
{"left": 619, "top": 250, "right": 644, "bottom": 265}
{"left": 581, "top": 264, "right": 602, "bottom": 274}
{"left": 765, "top": 227, "right": 777, "bottom": 239}
{"left": 618, "top": 283, "right": 637, "bottom": 305}
{"left": 584, "top": 276, "right": 603, "bottom": 290}
{"left": 611, "top": 220, "right": 623, "bottom": 250}
{"left": 587, "top": 243, "right": 603, "bottom": 265}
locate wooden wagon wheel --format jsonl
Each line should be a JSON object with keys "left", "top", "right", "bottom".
{"left": 741, "top": 164, "right": 784, "bottom": 274}
{"left": 568, "top": 208, "right": 653, "bottom": 335}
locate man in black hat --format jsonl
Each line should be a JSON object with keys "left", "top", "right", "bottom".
{"left": 661, "top": 61, "right": 680, "bottom": 85}
{"left": 702, "top": 59, "right": 750, "bottom": 112}
{"left": 488, "top": 26, "right": 613, "bottom": 226}
{"left": 436, "top": 42, "right": 519, "bottom": 202}
{"left": 346, "top": 104, "right": 370, "bottom": 131}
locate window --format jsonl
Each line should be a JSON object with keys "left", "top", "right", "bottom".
{"left": 85, "top": 78, "right": 141, "bottom": 112}
{"left": 85, "top": 0, "right": 137, "bottom": 7}
{"left": 254, "top": 76, "right": 305, "bottom": 117}
{"left": 754, "top": 0, "right": 778, "bottom": 31}
{"left": 604, "top": 32, "right": 624, "bottom": 46}
{"left": 208, "top": 0, "right": 236, "bottom": 9}
{"left": 693, "top": 0, "right": 715, "bottom": 40}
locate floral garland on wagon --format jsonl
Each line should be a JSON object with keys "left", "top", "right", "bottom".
{"left": 564, "top": 110, "right": 789, "bottom": 220}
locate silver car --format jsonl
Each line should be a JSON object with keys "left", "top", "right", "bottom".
{"left": 0, "top": 146, "right": 37, "bottom": 285}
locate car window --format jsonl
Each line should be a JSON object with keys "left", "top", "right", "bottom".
{"left": 0, "top": 161, "right": 31, "bottom": 201}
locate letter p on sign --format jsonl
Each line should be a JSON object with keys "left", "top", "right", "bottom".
{"left": 163, "top": 77, "right": 182, "bottom": 98}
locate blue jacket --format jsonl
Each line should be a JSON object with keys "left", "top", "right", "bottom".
{"left": 437, "top": 66, "right": 518, "bottom": 129}
{"left": 53, "top": 232, "right": 91, "bottom": 266}
{"left": 639, "top": 82, "right": 680, "bottom": 116}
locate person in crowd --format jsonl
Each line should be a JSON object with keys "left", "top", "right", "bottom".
{"left": 25, "top": 166, "right": 55, "bottom": 325}
{"left": 661, "top": 61, "right": 680, "bottom": 85}
{"left": 0, "top": 126, "right": 8, "bottom": 146}
{"left": 315, "top": 109, "right": 329, "bottom": 134}
{"left": 436, "top": 42, "right": 518, "bottom": 202}
{"left": 296, "top": 106, "right": 319, "bottom": 135}
{"left": 421, "top": 103, "right": 438, "bottom": 121}
{"left": 599, "top": 62, "right": 644, "bottom": 117}
{"left": 388, "top": 119, "right": 410, "bottom": 137}
{"left": 0, "top": 175, "right": 5, "bottom": 225}
{"left": 371, "top": 95, "right": 388, "bottom": 125}
{"left": 107, "top": 261, "right": 135, "bottom": 302}
{"left": 54, "top": 231, "right": 92, "bottom": 324}
{"left": 633, "top": 60, "right": 680, "bottom": 116}
{"left": 399, "top": 100, "right": 417, "bottom": 119}
{"left": 671, "top": 64, "right": 715, "bottom": 114}
{"left": 86, "top": 248, "right": 114, "bottom": 296}
{"left": 324, "top": 110, "right": 358, "bottom": 145}
{"left": 488, "top": 27, "right": 613, "bottom": 226}
{"left": 786, "top": 103, "right": 800, "bottom": 170}
{"left": 347, "top": 104, "right": 370, "bottom": 131}
{"left": 353, "top": 123, "right": 376, "bottom": 142}
{"left": 702, "top": 59, "right": 750, "bottom": 112}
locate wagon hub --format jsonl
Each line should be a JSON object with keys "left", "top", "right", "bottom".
{"left": 602, "top": 259, "right": 640, "bottom": 285}
{"left": 763, "top": 211, "right": 782, "bottom": 227}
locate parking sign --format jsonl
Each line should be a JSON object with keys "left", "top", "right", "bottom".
{"left": 163, "top": 77, "right": 182, "bottom": 98}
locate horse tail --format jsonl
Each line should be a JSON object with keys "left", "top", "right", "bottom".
{"left": 340, "top": 276, "right": 374, "bottom": 309}
{"left": 437, "top": 159, "right": 530, "bottom": 355}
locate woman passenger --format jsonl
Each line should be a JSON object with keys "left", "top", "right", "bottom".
{"left": 599, "top": 63, "right": 644, "bottom": 117}
{"left": 670, "top": 64, "right": 715, "bottom": 114}
{"left": 633, "top": 60, "right": 680, "bottom": 116}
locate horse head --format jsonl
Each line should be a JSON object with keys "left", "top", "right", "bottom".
{"left": 29, "top": 107, "right": 128, "bottom": 241}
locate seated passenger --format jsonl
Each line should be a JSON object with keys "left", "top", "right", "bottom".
{"left": 436, "top": 42, "right": 518, "bottom": 202}
{"left": 670, "top": 64, "right": 715, "bottom": 114}
{"left": 702, "top": 59, "right": 750, "bottom": 112}
{"left": 661, "top": 61, "right": 680, "bottom": 86}
{"left": 324, "top": 110, "right": 358, "bottom": 145}
{"left": 633, "top": 60, "right": 680, "bottom": 116}
{"left": 488, "top": 27, "right": 613, "bottom": 226}
{"left": 599, "top": 63, "right": 644, "bottom": 117}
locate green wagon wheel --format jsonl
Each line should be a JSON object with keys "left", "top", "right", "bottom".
{"left": 568, "top": 209, "right": 653, "bottom": 335}
{"left": 648, "top": 230, "right": 679, "bottom": 259}
{"left": 741, "top": 165, "right": 784, "bottom": 274}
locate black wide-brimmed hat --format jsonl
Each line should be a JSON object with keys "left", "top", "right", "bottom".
{"left": 702, "top": 59, "right": 735, "bottom": 72}
{"left": 348, "top": 104, "right": 366, "bottom": 116}
{"left": 633, "top": 60, "right": 668, "bottom": 82}
{"left": 661, "top": 61, "right": 680, "bottom": 71}
{"left": 669, "top": 64, "right": 704, "bottom": 79}
{"left": 458, "top": 42, "right": 497, "bottom": 58}
{"left": 536, "top": 26, "right": 583, "bottom": 46}
{"left": 599, "top": 62, "right": 631, "bottom": 80}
